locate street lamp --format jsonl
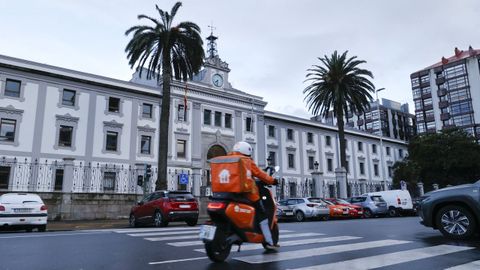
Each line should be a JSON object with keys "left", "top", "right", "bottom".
{"left": 375, "top": 87, "right": 387, "bottom": 191}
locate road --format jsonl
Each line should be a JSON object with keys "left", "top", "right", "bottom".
{"left": 0, "top": 217, "right": 479, "bottom": 270}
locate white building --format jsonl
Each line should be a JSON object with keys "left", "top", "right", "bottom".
{"left": 0, "top": 35, "right": 408, "bottom": 204}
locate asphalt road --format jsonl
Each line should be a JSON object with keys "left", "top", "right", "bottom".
{"left": 1, "top": 217, "right": 479, "bottom": 270}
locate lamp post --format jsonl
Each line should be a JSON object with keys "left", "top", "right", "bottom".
{"left": 375, "top": 87, "right": 388, "bottom": 191}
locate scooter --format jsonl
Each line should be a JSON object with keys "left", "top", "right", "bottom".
{"left": 199, "top": 166, "right": 280, "bottom": 262}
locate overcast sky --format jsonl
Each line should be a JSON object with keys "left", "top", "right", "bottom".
{"left": 1, "top": 0, "right": 479, "bottom": 118}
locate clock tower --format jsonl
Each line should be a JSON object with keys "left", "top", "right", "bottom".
{"left": 195, "top": 27, "right": 231, "bottom": 89}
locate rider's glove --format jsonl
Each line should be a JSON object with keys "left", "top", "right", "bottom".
{"left": 273, "top": 177, "right": 280, "bottom": 186}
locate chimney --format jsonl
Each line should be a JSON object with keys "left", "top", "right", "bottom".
{"left": 441, "top": 57, "right": 449, "bottom": 65}
{"left": 469, "top": 45, "right": 476, "bottom": 56}
{"left": 454, "top": 47, "right": 462, "bottom": 57}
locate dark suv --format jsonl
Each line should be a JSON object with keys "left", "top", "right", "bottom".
{"left": 129, "top": 191, "right": 199, "bottom": 227}
{"left": 419, "top": 180, "right": 480, "bottom": 240}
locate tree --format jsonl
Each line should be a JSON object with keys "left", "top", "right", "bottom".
{"left": 303, "top": 51, "right": 375, "bottom": 195}
{"left": 125, "top": 2, "right": 204, "bottom": 190}
{"left": 393, "top": 129, "right": 480, "bottom": 193}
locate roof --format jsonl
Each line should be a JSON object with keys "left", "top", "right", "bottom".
{"left": 417, "top": 47, "right": 480, "bottom": 73}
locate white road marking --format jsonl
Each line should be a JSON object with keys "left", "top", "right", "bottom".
{"left": 0, "top": 231, "right": 109, "bottom": 239}
{"left": 148, "top": 256, "right": 208, "bottom": 265}
{"left": 235, "top": 239, "right": 411, "bottom": 264}
{"left": 150, "top": 232, "right": 320, "bottom": 242}
{"left": 288, "top": 244, "right": 475, "bottom": 270}
{"left": 194, "top": 236, "right": 362, "bottom": 252}
{"left": 113, "top": 227, "right": 199, "bottom": 233}
{"left": 445, "top": 260, "right": 480, "bottom": 270}
{"left": 127, "top": 230, "right": 199, "bottom": 237}
{"left": 168, "top": 240, "right": 204, "bottom": 247}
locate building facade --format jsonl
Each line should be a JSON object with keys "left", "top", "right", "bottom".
{"left": 0, "top": 37, "right": 408, "bottom": 208}
{"left": 411, "top": 46, "right": 480, "bottom": 138}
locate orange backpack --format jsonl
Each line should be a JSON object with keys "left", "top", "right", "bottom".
{"left": 210, "top": 155, "right": 254, "bottom": 193}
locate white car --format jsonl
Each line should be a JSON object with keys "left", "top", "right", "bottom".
{"left": 0, "top": 193, "right": 48, "bottom": 232}
{"left": 366, "top": 190, "right": 414, "bottom": 217}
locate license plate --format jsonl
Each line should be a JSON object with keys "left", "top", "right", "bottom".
{"left": 179, "top": 204, "right": 191, "bottom": 209}
{"left": 14, "top": 208, "right": 32, "bottom": 213}
{"left": 285, "top": 212, "right": 294, "bottom": 216}
{"left": 199, "top": 225, "right": 216, "bottom": 241}
{"left": 343, "top": 210, "right": 349, "bottom": 214}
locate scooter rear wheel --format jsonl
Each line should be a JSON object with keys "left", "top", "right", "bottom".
{"left": 205, "top": 229, "right": 232, "bottom": 262}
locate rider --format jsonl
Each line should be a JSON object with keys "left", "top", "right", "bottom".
{"left": 230, "top": 141, "right": 280, "bottom": 250}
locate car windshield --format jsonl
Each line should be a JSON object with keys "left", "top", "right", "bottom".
{"left": 308, "top": 198, "right": 323, "bottom": 203}
{"left": 0, "top": 195, "right": 41, "bottom": 204}
{"left": 322, "top": 200, "right": 334, "bottom": 205}
{"left": 350, "top": 197, "right": 367, "bottom": 203}
{"left": 168, "top": 192, "right": 194, "bottom": 201}
{"left": 371, "top": 196, "right": 385, "bottom": 202}
{"left": 336, "top": 199, "right": 350, "bottom": 204}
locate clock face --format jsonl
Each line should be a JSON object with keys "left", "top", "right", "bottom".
{"left": 212, "top": 74, "right": 224, "bottom": 87}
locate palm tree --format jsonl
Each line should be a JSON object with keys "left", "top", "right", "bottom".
{"left": 303, "top": 51, "right": 375, "bottom": 195}
{"left": 125, "top": 2, "right": 205, "bottom": 190}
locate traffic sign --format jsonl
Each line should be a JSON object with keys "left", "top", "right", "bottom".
{"left": 179, "top": 173, "right": 189, "bottom": 185}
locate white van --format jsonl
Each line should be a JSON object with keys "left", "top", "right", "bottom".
{"left": 366, "top": 190, "right": 414, "bottom": 217}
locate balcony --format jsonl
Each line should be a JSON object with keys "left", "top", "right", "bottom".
{"left": 434, "top": 66, "right": 444, "bottom": 74}
{"left": 437, "top": 88, "right": 447, "bottom": 97}
{"left": 436, "top": 77, "right": 446, "bottom": 85}
{"left": 425, "top": 115, "right": 435, "bottom": 122}
{"left": 357, "top": 119, "right": 364, "bottom": 126}
{"left": 438, "top": 100, "right": 449, "bottom": 109}
{"left": 424, "top": 104, "right": 433, "bottom": 110}
{"left": 422, "top": 92, "right": 432, "bottom": 99}
{"left": 440, "top": 113, "right": 450, "bottom": 121}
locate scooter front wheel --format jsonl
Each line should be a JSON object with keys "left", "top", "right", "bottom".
{"left": 204, "top": 229, "right": 232, "bottom": 262}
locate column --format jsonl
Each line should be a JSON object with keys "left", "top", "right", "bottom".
{"left": 234, "top": 110, "right": 243, "bottom": 141}
{"left": 192, "top": 167, "right": 202, "bottom": 197}
{"left": 359, "top": 179, "right": 367, "bottom": 194}
{"left": 417, "top": 182, "right": 424, "bottom": 196}
{"left": 335, "top": 167, "right": 347, "bottom": 198}
{"left": 191, "top": 102, "right": 202, "bottom": 167}
{"left": 256, "top": 114, "right": 266, "bottom": 168}
{"left": 311, "top": 170, "right": 324, "bottom": 198}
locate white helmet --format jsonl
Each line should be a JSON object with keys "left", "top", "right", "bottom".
{"left": 233, "top": 141, "right": 252, "bottom": 156}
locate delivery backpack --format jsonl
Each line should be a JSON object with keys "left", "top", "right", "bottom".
{"left": 210, "top": 155, "right": 254, "bottom": 193}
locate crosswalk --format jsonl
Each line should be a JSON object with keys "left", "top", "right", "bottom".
{"left": 113, "top": 226, "right": 479, "bottom": 269}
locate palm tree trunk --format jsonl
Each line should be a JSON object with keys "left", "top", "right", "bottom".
{"left": 157, "top": 55, "right": 172, "bottom": 191}
{"left": 336, "top": 107, "right": 347, "bottom": 169}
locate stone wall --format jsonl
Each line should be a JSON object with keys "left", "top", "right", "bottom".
{"left": 38, "top": 192, "right": 142, "bottom": 221}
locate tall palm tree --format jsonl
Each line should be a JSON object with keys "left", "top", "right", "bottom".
{"left": 303, "top": 51, "right": 375, "bottom": 190}
{"left": 125, "top": 2, "right": 204, "bottom": 190}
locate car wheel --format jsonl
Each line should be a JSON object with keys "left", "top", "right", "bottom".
{"left": 129, "top": 214, "right": 138, "bottom": 228}
{"left": 38, "top": 225, "right": 47, "bottom": 232}
{"left": 388, "top": 207, "right": 398, "bottom": 217}
{"left": 26, "top": 227, "right": 33, "bottom": 232}
{"left": 436, "top": 205, "right": 477, "bottom": 240}
{"left": 186, "top": 218, "right": 198, "bottom": 227}
{"left": 322, "top": 215, "right": 329, "bottom": 221}
{"left": 363, "top": 208, "right": 373, "bottom": 218}
{"left": 295, "top": 211, "right": 305, "bottom": 222}
{"left": 153, "top": 211, "right": 168, "bottom": 227}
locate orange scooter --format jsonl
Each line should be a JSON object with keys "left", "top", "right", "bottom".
{"left": 200, "top": 166, "right": 280, "bottom": 262}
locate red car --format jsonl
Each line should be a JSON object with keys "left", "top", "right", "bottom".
{"left": 325, "top": 198, "right": 364, "bottom": 218}
{"left": 129, "top": 191, "right": 199, "bottom": 227}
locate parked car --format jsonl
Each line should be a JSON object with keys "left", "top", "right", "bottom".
{"left": 276, "top": 198, "right": 329, "bottom": 222}
{"left": 129, "top": 191, "right": 199, "bottom": 227}
{"left": 0, "top": 193, "right": 48, "bottom": 232}
{"left": 349, "top": 195, "right": 388, "bottom": 218}
{"left": 325, "top": 198, "right": 364, "bottom": 218}
{"left": 419, "top": 180, "right": 480, "bottom": 240}
{"left": 320, "top": 199, "right": 352, "bottom": 218}
{"left": 368, "top": 190, "right": 414, "bottom": 217}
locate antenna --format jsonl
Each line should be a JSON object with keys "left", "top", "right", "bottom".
{"left": 206, "top": 22, "right": 218, "bottom": 58}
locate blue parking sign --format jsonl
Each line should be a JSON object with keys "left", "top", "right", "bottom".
{"left": 179, "top": 173, "right": 189, "bottom": 185}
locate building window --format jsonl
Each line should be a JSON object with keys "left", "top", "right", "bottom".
{"left": 359, "top": 162, "right": 365, "bottom": 175}
{"left": 103, "top": 172, "right": 116, "bottom": 192}
{"left": 388, "top": 166, "right": 393, "bottom": 178}
{"left": 143, "top": 103, "right": 153, "bottom": 118}
{"left": 54, "top": 169, "right": 64, "bottom": 191}
{"left": 307, "top": 132, "right": 313, "bottom": 144}
{"left": 288, "top": 153, "right": 295, "bottom": 168}
{"left": 308, "top": 156, "right": 315, "bottom": 170}
{"left": 177, "top": 140, "right": 186, "bottom": 158}
{"left": 374, "top": 164, "right": 379, "bottom": 176}
{"left": 372, "top": 144, "right": 377, "bottom": 154}
{"left": 62, "top": 89, "right": 76, "bottom": 106}
{"left": 141, "top": 135, "right": 151, "bottom": 155}
{"left": 246, "top": 117, "right": 253, "bottom": 132}
{"left": 345, "top": 161, "right": 349, "bottom": 173}
{"left": 225, "top": 113, "right": 232, "bottom": 129}
{"left": 58, "top": 125, "right": 73, "bottom": 147}
{"left": 4, "top": 79, "right": 21, "bottom": 98}
{"left": 204, "top": 109, "right": 211, "bottom": 125}
{"left": 386, "top": 147, "right": 391, "bottom": 156}
{"left": 0, "top": 166, "right": 10, "bottom": 189}
{"left": 326, "top": 136, "right": 331, "bottom": 146}
{"left": 268, "top": 151, "right": 276, "bottom": 166}
{"left": 399, "top": 149, "right": 404, "bottom": 158}
{"left": 177, "top": 104, "right": 186, "bottom": 121}
{"left": 287, "top": 129, "right": 293, "bottom": 140}
{"left": 268, "top": 125, "right": 275, "bottom": 138}
{"left": 0, "top": 119, "right": 16, "bottom": 142}
{"left": 358, "top": 141, "right": 363, "bottom": 151}
{"left": 108, "top": 97, "right": 120, "bottom": 113}
{"left": 327, "top": 158, "right": 333, "bottom": 172}
{"left": 214, "top": 111, "right": 222, "bottom": 127}
{"left": 105, "top": 131, "right": 118, "bottom": 152}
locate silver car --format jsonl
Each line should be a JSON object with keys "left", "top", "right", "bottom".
{"left": 349, "top": 195, "right": 388, "bottom": 218}
{"left": 277, "top": 197, "right": 330, "bottom": 222}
